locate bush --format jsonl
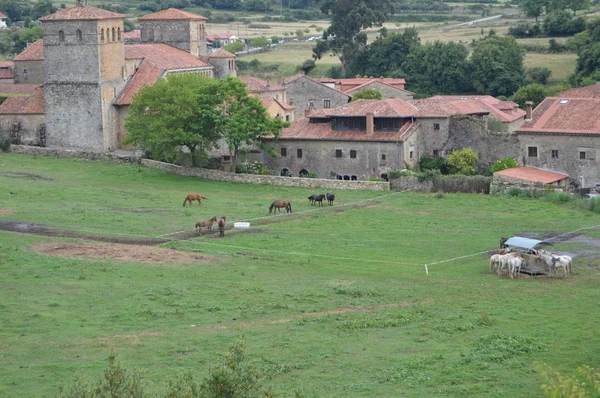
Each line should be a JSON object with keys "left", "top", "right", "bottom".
{"left": 536, "top": 362, "right": 600, "bottom": 398}
{"left": 235, "top": 160, "right": 271, "bottom": 175}
{"left": 419, "top": 154, "right": 447, "bottom": 173}
{"left": 417, "top": 168, "right": 441, "bottom": 182}
{"left": 0, "top": 140, "right": 10, "bottom": 152}
{"left": 526, "top": 67, "right": 552, "bottom": 85}
{"left": 224, "top": 41, "right": 244, "bottom": 53}
{"left": 447, "top": 148, "right": 478, "bottom": 175}
{"left": 491, "top": 157, "right": 518, "bottom": 173}
{"left": 388, "top": 169, "right": 413, "bottom": 178}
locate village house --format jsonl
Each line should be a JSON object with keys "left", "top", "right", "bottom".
{"left": 516, "top": 83, "right": 600, "bottom": 188}
{"left": 264, "top": 96, "right": 526, "bottom": 180}
{"left": 0, "top": 4, "right": 236, "bottom": 153}
{"left": 283, "top": 74, "right": 351, "bottom": 121}
{"left": 492, "top": 166, "right": 569, "bottom": 194}
{"left": 317, "top": 76, "right": 414, "bottom": 100}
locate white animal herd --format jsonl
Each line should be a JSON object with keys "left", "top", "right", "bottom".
{"left": 489, "top": 250, "right": 573, "bottom": 279}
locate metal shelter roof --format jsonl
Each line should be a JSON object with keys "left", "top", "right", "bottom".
{"left": 504, "top": 237, "right": 553, "bottom": 250}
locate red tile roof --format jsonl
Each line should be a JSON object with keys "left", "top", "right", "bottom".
{"left": 557, "top": 83, "right": 600, "bottom": 99}
{"left": 0, "top": 85, "right": 44, "bottom": 114}
{"left": 240, "top": 76, "right": 283, "bottom": 92}
{"left": 494, "top": 166, "right": 568, "bottom": 184}
{"left": 0, "top": 12, "right": 7, "bottom": 18}
{"left": 517, "top": 97, "right": 600, "bottom": 135}
{"left": 138, "top": 8, "right": 207, "bottom": 21}
{"left": 0, "top": 84, "right": 39, "bottom": 95}
{"left": 280, "top": 117, "right": 405, "bottom": 142}
{"left": 125, "top": 43, "right": 209, "bottom": 70}
{"left": 14, "top": 40, "right": 44, "bottom": 61}
{"left": 317, "top": 77, "right": 406, "bottom": 86}
{"left": 426, "top": 95, "right": 526, "bottom": 122}
{"left": 0, "top": 62, "right": 13, "bottom": 79}
{"left": 116, "top": 44, "right": 211, "bottom": 106}
{"left": 123, "top": 29, "right": 141, "bottom": 40}
{"left": 207, "top": 33, "right": 233, "bottom": 40}
{"left": 207, "top": 48, "right": 236, "bottom": 58}
{"left": 39, "top": 4, "right": 124, "bottom": 21}
{"left": 320, "top": 98, "right": 417, "bottom": 117}
{"left": 258, "top": 96, "right": 295, "bottom": 111}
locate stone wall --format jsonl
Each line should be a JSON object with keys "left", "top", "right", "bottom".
{"left": 518, "top": 133, "right": 600, "bottom": 188}
{"left": 10, "top": 144, "right": 142, "bottom": 162}
{"left": 14, "top": 60, "right": 45, "bottom": 84}
{"left": 140, "top": 19, "right": 206, "bottom": 56}
{"left": 142, "top": 159, "right": 390, "bottom": 190}
{"left": 0, "top": 115, "right": 45, "bottom": 145}
{"left": 490, "top": 175, "right": 567, "bottom": 195}
{"left": 390, "top": 175, "right": 491, "bottom": 193}
{"left": 284, "top": 75, "right": 350, "bottom": 120}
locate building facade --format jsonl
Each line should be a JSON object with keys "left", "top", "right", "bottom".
{"left": 283, "top": 74, "right": 351, "bottom": 121}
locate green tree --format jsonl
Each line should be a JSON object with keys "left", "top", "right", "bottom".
{"left": 403, "top": 40, "right": 472, "bottom": 96}
{"left": 249, "top": 36, "right": 269, "bottom": 48}
{"left": 519, "top": 0, "right": 545, "bottom": 22}
{"left": 470, "top": 35, "right": 525, "bottom": 97}
{"left": 313, "top": 0, "right": 394, "bottom": 74}
{"left": 566, "top": 0, "right": 590, "bottom": 15}
{"left": 447, "top": 148, "right": 479, "bottom": 175}
{"left": 525, "top": 66, "right": 552, "bottom": 84}
{"left": 124, "top": 74, "right": 226, "bottom": 167}
{"left": 491, "top": 157, "right": 518, "bottom": 174}
{"left": 224, "top": 41, "right": 244, "bottom": 53}
{"left": 219, "top": 77, "right": 287, "bottom": 173}
{"left": 30, "top": 0, "right": 56, "bottom": 20}
{"left": 351, "top": 88, "right": 383, "bottom": 101}
{"left": 297, "top": 58, "right": 316, "bottom": 75}
{"left": 511, "top": 83, "right": 550, "bottom": 108}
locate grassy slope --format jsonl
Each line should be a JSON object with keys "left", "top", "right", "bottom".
{"left": 1, "top": 153, "right": 600, "bottom": 397}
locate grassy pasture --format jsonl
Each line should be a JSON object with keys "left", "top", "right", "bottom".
{"left": 1, "top": 153, "right": 600, "bottom": 397}
{"left": 524, "top": 52, "right": 578, "bottom": 83}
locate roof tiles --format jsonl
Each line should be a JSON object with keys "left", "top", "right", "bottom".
{"left": 517, "top": 97, "right": 600, "bottom": 135}
{"left": 207, "top": 48, "right": 236, "bottom": 58}
{"left": 280, "top": 117, "right": 405, "bottom": 142}
{"left": 0, "top": 85, "right": 44, "bottom": 114}
{"left": 240, "top": 76, "right": 283, "bottom": 92}
{"left": 14, "top": 40, "right": 44, "bottom": 61}
{"left": 557, "top": 83, "right": 600, "bottom": 99}
{"left": 39, "top": 4, "right": 124, "bottom": 21}
{"left": 494, "top": 166, "right": 568, "bottom": 184}
{"left": 138, "top": 8, "right": 207, "bottom": 21}
{"left": 125, "top": 43, "right": 209, "bottom": 70}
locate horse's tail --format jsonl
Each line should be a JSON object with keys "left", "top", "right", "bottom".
{"left": 288, "top": 202, "right": 292, "bottom": 213}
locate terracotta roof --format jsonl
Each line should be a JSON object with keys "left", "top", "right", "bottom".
{"left": 423, "top": 95, "right": 526, "bottom": 122}
{"left": 258, "top": 96, "right": 295, "bottom": 111}
{"left": 116, "top": 44, "right": 211, "bottom": 106}
{"left": 39, "top": 4, "right": 124, "bottom": 21}
{"left": 317, "top": 77, "right": 406, "bottom": 86}
{"left": 0, "top": 85, "right": 44, "bottom": 114}
{"left": 207, "top": 48, "right": 236, "bottom": 58}
{"left": 345, "top": 80, "right": 415, "bottom": 95}
{"left": 494, "top": 166, "right": 568, "bottom": 184}
{"left": 0, "top": 62, "right": 13, "bottom": 79}
{"left": 259, "top": 96, "right": 274, "bottom": 108}
{"left": 125, "top": 43, "right": 209, "bottom": 70}
{"left": 138, "top": 8, "right": 207, "bottom": 21}
{"left": 321, "top": 98, "right": 417, "bottom": 117}
{"left": 557, "top": 83, "right": 600, "bottom": 99}
{"left": 280, "top": 117, "right": 404, "bottom": 142}
{"left": 0, "top": 12, "right": 6, "bottom": 19}
{"left": 123, "top": 29, "right": 141, "bottom": 40}
{"left": 240, "top": 76, "right": 283, "bottom": 92}
{"left": 0, "top": 84, "right": 39, "bottom": 95}
{"left": 517, "top": 97, "right": 600, "bottom": 135}
{"left": 207, "top": 33, "right": 232, "bottom": 40}
{"left": 14, "top": 40, "right": 44, "bottom": 61}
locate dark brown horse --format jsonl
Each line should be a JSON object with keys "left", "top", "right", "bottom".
{"left": 500, "top": 237, "right": 509, "bottom": 249}
{"left": 269, "top": 200, "right": 292, "bottom": 214}
{"left": 218, "top": 216, "right": 227, "bottom": 237}
{"left": 183, "top": 193, "right": 208, "bottom": 207}
{"left": 195, "top": 216, "right": 218, "bottom": 233}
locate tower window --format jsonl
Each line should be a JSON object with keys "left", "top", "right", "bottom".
{"left": 112, "top": 27, "right": 116, "bottom": 42}
{"left": 100, "top": 29, "right": 105, "bottom": 43}
{"left": 297, "top": 148, "right": 303, "bottom": 158}
{"left": 551, "top": 149, "right": 558, "bottom": 158}
{"left": 280, "top": 147, "right": 287, "bottom": 157}
{"left": 580, "top": 151, "right": 586, "bottom": 160}
{"left": 59, "top": 30, "right": 65, "bottom": 43}
{"left": 76, "top": 29, "right": 82, "bottom": 42}
{"left": 350, "top": 150, "right": 357, "bottom": 159}
{"left": 335, "top": 149, "right": 342, "bottom": 158}
{"left": 117, "top": 27, "right": 121, "bottom": 41}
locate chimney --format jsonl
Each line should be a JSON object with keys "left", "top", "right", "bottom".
{"left": 304, "top": 108, "right": 311, "bottom": 118}
{"left": 525, "top": 101, "right": 533, "bottom": 120}
{"left": 366, "top": 112, "right": 374, "bottom": 136}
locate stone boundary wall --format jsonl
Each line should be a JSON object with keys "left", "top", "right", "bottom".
{"left": 142, "top": 159, "right": 390, "bottom": 191}
{"left": 491, "top": 176, "right": 562, "bottom": 195}
{"left": 390, "top": 175, "right": 491, "bottom": 194}
{"left": 7, "top": 145, "right": 390, "bottom": 191}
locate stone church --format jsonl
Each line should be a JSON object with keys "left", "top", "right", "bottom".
{"left": 0, "top": 3, "right": 237, "bottom": 152}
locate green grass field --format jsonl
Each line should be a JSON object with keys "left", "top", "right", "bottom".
{"left": 1, "top": 153, "right": 600, "bottom": 396}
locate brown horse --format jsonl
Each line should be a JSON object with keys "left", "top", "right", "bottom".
{"left": 183, "top": 193, "right": 208, "bottom": 207}
{"left": 269, "top": 200, "right": 292, "bottom": 214}
{"left": 218, "top": 216, "right": 227, "bottom": 237}
{"left": 195, "top": 216, "right": 218, "bottom": 233}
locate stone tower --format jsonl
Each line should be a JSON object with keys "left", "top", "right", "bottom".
{"left": 206, "top": 49, "right": 237, "bottom": 79}
{"left": 138, "top": 8, "right": 207, "bottom": 57}
{"left": 40, "top": 4, "right": 126, "bottom": 152}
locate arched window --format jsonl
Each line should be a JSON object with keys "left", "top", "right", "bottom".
{"left": 117, "top": 27, "right": 121, "bottom": 41}
{"left": 59, "top": 30, "right": 65, "bottom": 43}
{"left": 100, "top": 29, "right": 105, "bottom": 43}
{"left": 112, "top": 27, "right": 116, "bottom": 42}
{"left": 299, "top": 169, "right": 309, "bottom": 177}
{"left": 76, "top": 29, "right": 82, "bottom": 42}
{"left": 280, "top": 168, "right": 290, "bottom": 177}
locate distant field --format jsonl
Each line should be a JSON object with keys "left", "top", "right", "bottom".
{"left": 524, "top": 52, "right": 577, "bottom": 82}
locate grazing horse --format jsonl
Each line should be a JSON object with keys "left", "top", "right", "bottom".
{"left": 269, "top": 200, "right": 292, "bottom": 214}
{"left": 308, "top": 194, "right": 325, "bottom": 207}
{"left": 326, "top": 193, "right": 335, "bottom": 206}
{"left": 195, "top": 216, "right": 218, "bottom": 234}
{"left": 183, "top": 193, "right": 208, "bottom": 207}
{"left": 218, "top": 216, "right": 226, "bottom": 237}
{"left": 540, "top": 252, "right": 572, "bottom": 277}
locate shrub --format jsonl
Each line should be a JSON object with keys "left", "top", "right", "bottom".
{"left": 417, "top": 169, "right": 441, "bottom": 182}
{"left": 536, "top": 362, "right": 600, "bottom": 398}
{"left": 419, "top": 154, "right": 447, "bottom": 173}
{"left": 0, "top": 140, "right": 10, "bottom": 152}
{"left": 367, "top": 177, "right": 386, "bottom": 182}
{"left": 447, "top": 148, "right": 478, "bottom": 175}
{"left": 491, "top": 157, "right": 518, "bottom": 173}
{"left": 388, "top": 169, "right": 413, "bottom": 178}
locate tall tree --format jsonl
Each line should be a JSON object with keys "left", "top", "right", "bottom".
{"left": 566, "top": 0, "right": 590, "bottom": 15}
{"left": 519, "top": 0, "right": 545, "bottom": 21}
{"left": 313, "top": 0, "right": 394, "bottom": 74}
{"left": 124, "top": 74, "right": 226, "bottom": 167}
{"left": 219, "top": 77, "right": 287, "bottom": 172}
{"left": 470, "top": 35, "right": 525, "bottom": 97}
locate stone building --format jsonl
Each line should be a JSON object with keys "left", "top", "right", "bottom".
{"left": 0, "top": 61, "right": 14, "bottom": 83}
{"left": 492, "top": 166, "right": 569, "bottom": 194}
{"left": 258, "top": 96, "right": 295, "bottom": 123}
{"left": 283, "top": 74, "right": 351, "bottom": 120}
{"left": 0, "top": 4, "right": 237, "bottom": 152}
{"left": 13, "top": 40, "right": 44, "bottom": 84}
{"left": 138, "top": 8, "right": 207, "bottom": 57}
{"left": 240, "top": 76, "right": 286, "bottom": 102}
{"left": 264, "top": 96, "right": 525, "bottom": 180}
{"left": 317, "top": 77, "right": 414, "bottom": 100}
{"left": 516, "top": 83, "right": 600, "bottom": 188}
{"left": 345, "top": 80, "right": 414, "bottom": 100}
